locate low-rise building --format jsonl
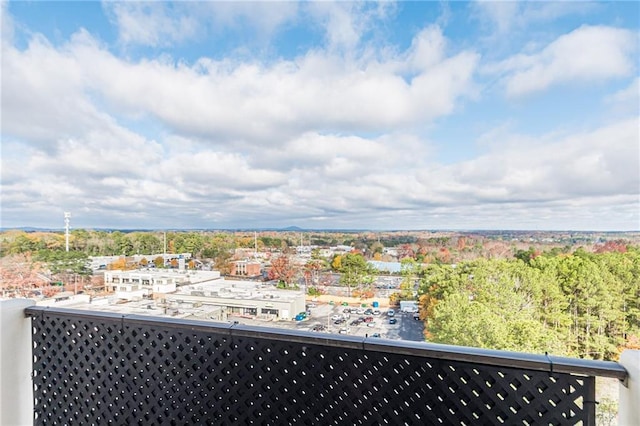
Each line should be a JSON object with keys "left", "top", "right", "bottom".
{"left": 101, "top": 269, "right": 303, "bottom": 321}
{"left": 165, "top": 279, "right": 305, "bottom": 321}
{"left": 103, "top": 269, "right": 221, "bottom": 300}
{"left": 230, "top": 259, "right": 262, "bottom": 277}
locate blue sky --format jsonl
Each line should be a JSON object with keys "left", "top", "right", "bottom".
{"left": 1, "top": 1, "right": 638, "bottom": 231}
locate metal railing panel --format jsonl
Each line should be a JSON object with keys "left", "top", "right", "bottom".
{"left": 26, "top": 306, "right": 624, "bottom": 425}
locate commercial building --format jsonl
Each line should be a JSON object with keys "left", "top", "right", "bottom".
{"left": 230, "top": 259, "right": 262, "bottom": 277}
{"left": 164, "top": 279, "right": 305, "bottom": 321}
{"left": 103, "top": 269, "right": 221, "bottom": 300}
{"left": 101, "top": 268, "right": 304, "bottom": 321}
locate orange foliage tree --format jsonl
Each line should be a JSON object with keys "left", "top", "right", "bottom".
{"left": 268, "top": 255, "right": 297, "bottom": 286}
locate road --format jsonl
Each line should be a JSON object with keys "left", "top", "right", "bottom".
{"left": 384, "top": 311, "right": 425, "bottom": 341}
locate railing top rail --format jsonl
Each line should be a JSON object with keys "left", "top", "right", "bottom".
{"left": 24, "top": 305, "right": 628, "bottom": 381}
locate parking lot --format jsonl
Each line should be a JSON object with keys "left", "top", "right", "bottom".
{"left": 287, "top": 302, "right": 425, "bottom": 341}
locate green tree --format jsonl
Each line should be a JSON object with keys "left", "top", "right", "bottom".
{"left": 399, "top": 258, "right": 419, "bottom": 300}
{"left": 34, "top": 249, "right": 92, "bottom": 292}
{"left": 9, "top": 233, "right": 39, "bottom": 254}
{"left": 420, "top": 259, "right": 565, "bottom": 354}
{"left": 338, "top": 253, "right": 372, "bottom": 297}
{"left": 112, "top": 232, "right": 134, "bottom": 256}
{"left": 131, "top": 232, "right": 163, "bottom": 254}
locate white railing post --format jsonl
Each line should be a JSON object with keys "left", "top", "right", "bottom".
{"left": 618, "top": 349, "right": 640, "bottom": 426}
{"left": 0, "top": 299, "right": 35, "bottom": 426}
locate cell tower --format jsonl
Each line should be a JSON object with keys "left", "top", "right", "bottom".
{"left": 64, "top": 212, "right": 71, "bottom": 252}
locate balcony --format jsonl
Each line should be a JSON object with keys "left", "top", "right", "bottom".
{"left": 1, "top": 298, "right": 638, "bottom": 425}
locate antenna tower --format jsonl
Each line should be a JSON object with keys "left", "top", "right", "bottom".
{"left": 64, "top": 212, "right": 71, "bottom": 252}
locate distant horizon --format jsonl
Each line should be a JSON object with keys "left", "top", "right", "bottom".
{"left": 2, "top": 1, "right": 638, "bottom": 231}
{"left": 2, "top": 226, "right": 638, "bottom": 234}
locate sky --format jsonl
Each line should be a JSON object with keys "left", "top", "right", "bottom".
{"left": 1, "top": 1, "right": 638, "bottom": 232}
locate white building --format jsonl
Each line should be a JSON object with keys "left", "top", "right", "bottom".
{"left": 102, "top": 269, "right": 304, "bottom": 321}
{"left": 103, "top": 269, "right": 221, "bottom": 300}
{"left": 165, "top": 279, "right": 305, "bottom": 321}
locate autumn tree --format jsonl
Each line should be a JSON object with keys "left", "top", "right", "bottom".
{"left": 369, "top": 241, "right": 384, "bottom": 258}
{"left": 398, "top": 244, "right": 416, "bottom": 260}
{"left": 303, "top": 251, "right": 327, "bottom": 288}
{"left": 268, "top": 255, "right": 298, "bottom": 287}
{"left": 330, "top": 254, "right": 342, "bottom": 271}
{"left": 108, "top": 257, "right": 131, "bottom": 270}
{"left": 457, "top": 237, "right": 467, "bottom": 251}
{"left": 594, "top": 240, "right": 628, "bottom": 254}
{"left": 0, "top": 253, "right": 50, "bottom": 296}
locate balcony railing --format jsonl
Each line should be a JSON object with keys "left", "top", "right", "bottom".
{"left": 1, "top": 299, "right": 638, "bottom": 425}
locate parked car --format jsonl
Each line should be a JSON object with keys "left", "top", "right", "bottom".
{"left": 389, "top": 318, "right": 397, "bottom": 325}
{"left": 387, "top": 309, "right": 395, "bottom": 317}
{"left": 364, "top": 316, "right": 374, "bottom": 323}
{"left": 371, "top": 333, "right": 381, "bottom": 338}
{"left": 338, "top": 327, "right": 350, "bottom": 334}
{"left": 331, "top": 314, "right": 342, "bottom": 321}
{"left": 364, "top": 309, "right": 373, "bottom": 315}
{"left": 334, "top": 318, "right": 345, "bottom": 325}
{"left": 373, "top": 309, "right": 381, "bottom": 315}
{"left": 413, "top": 313, "right": 420, "bottom": 320}
{"left": 311, "top": 324, "right": 326, "bottom": 332}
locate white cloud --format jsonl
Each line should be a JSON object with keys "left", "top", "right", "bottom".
{"left": 606, "top": 77, "right": 640, "bottom": 108}
{"left": 1, "top": 33, "right": 98, "bottom": 147}
{"left": 490, "top": 25, "right": 637, "bottom": 97}
{"left": 2, "top": 3, "right": 638, "bottom": 231}
{"left": 104, "top": 2, "right": 198, "bottom": 47}
{"left": 306, "top": 2, "right": 395, "bottom": 53}
{"left": 472, "top": 1, "right": 597, "bottom": 37}
{"left": 200, "top": 2, "right": 298, "bottom": 36}
{"left": 103, "top": 1, "right": 299, "bottom": 48}
{"left": 1, "top": 0, "right": 13, "bottom": 45}
{"left": 445, "top": 118, "right": 639, "bottom": 202}
{"left": 5, "top": 25, "right": 474, "bottom": 143}
{"left": 473, "top": 0, "right": 520, "bottom": 35}
{"left": 405, "top": 26, "right": 447, "bottom": 73}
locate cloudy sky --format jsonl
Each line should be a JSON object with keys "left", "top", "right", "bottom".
{"left": 1, "top": 1, "right": 638, "bottom": 231}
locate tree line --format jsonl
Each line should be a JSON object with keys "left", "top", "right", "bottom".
{"left": 2, "top": 229, "right": 638, "bottom": 360}
{"left": 417, "top": 247, "right": 640, "bottom": 361}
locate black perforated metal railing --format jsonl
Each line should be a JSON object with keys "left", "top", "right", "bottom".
{"left": 25, "top": 306, "right": 627, "bottom": 426}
